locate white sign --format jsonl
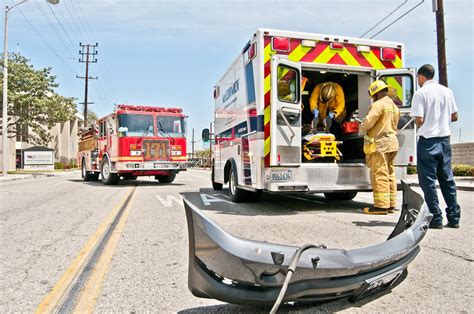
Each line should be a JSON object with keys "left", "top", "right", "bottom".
{"left": 23, "top": 151, "right": 54, "bottom": 165}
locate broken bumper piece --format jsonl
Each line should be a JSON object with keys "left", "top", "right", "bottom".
{"left": 183, "top": 182, "right": 432, "bottom": 306}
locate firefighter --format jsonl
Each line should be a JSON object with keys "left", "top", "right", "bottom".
{"left": 361, "top": 80, "right": 400, "bottom": 214}
{"left": 309, "top": 82, "right": 346, "bottom": 132}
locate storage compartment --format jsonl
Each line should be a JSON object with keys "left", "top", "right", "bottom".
{"left": 301, "top": 69, "right": 370, "bottom": 164}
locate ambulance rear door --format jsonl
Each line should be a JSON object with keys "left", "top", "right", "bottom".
{"left": 374, "top": 68, "right": 417, "bottom": 166}
{"left": 270, "top": 56, "right": 302, "bottom": 166}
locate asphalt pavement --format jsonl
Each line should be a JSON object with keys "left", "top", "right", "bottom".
{"left": 0, "top": 169, "right": 472, "bottom": 312}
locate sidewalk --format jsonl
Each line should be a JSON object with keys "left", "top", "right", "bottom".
{"left": 0, "top": 170, "right": 79, "bottom": 183}
{"left": 405, "top": 174, "right": 474, "bottom": 192}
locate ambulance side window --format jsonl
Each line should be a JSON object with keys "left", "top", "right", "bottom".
{"left": 277, "top": 65, "right": 300, "bottom": 103}
{"left": 379, "top": 75, "right": 413, "bottom": 108}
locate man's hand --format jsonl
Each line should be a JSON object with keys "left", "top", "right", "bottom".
{"left": 451, "top": 112, "right": 458, "bottom": 122}
{"left": 415, "top": 117, "right": 424, "bottom": 127}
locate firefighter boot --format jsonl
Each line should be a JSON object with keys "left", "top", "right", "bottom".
{"left": 362, "top": 206, "right": 388, "bottom": 215}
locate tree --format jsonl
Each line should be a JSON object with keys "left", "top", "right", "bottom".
{"left": 1, "top": 53, "right": 77, "bottom": 146}
{"left": 195, "top": 148, "right": 211, "bottom": 167}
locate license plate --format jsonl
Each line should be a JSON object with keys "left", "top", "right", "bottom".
{"left": 349, "top": 269, "right": 404, "bottom": 302}
{"left": 154, "top": 163, "right": 171, "bottom": 169}
{"left": 270, "top": 169, "right": 292, "bottom": 182}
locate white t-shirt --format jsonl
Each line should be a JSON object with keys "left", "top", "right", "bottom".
{"left": 411, "top": 80, "right": 458, "bottom": 138}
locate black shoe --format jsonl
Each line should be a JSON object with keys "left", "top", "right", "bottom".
{"left": 445, "top": 223, "right": 460, "bottom": 229}
{"left": 429, "top": 223, "right": 443, "bottom": 229}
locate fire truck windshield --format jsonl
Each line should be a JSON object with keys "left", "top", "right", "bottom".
{"left": 118, "top": 114, "right": 154, "bottom": 137}
{"left": 157, "top": 116, "right": 186, "bottom": 137}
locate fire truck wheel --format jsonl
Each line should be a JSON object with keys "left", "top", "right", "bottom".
{"left": 155, "top": 172, "right": 176, "bottom": 183}
{"left": 324, "top": 192, "right": 358, "bottom": 201}
{"left": 228, "top": 167, "right": 248, "bottom": 203}
{"left": 82, "top": 160, "right": 91, "bottom": 181}
{"left": 211, "top": 164, "right": 223, "bottom": 190}
{"left": 101, "top": 157, "right": 120, "bottom": 185}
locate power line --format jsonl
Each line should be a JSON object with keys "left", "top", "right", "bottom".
{"left": 63, "top": 0, "right": 88, "bottom": 41}
{"left": 33, "top": 1, "right": 76, "bottom": 60}
{"left": 15, "top": 7, "right": 77, "bottom": 75}
{"left": 360, "top": 0, "right": 408, "bottom": 38}
{"left": 45, "top": 2, "right": 77, "bottom": 52}
{"left": 370, "top": 1, "right": 425, "bottom": 39}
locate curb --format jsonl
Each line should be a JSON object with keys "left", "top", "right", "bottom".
{"left": 408, "top": 182, "right": 474, "bottom": 192}
{"left": 0, "top": 171, "right": 77, "bottom": 183}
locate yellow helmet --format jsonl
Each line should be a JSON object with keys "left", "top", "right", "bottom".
{"left": 319, "top": 83, "right": 336, "bottom": 103}
{"left": 368, "top": 80, "right": 389, "bottom": 97}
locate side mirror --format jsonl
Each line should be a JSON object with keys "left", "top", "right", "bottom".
{"left": 202, "top": 128, "right": 210, "bottom": 142}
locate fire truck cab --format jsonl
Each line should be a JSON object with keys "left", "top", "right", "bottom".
{"left": 209, "top": 29, "right": 417, "bottom": 202}
{"left": 78, "top": 104, "right": 187, "bottom": 185}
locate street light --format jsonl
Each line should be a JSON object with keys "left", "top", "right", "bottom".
{"left": 2, "top": 0, "right": 59, "bottom": 176}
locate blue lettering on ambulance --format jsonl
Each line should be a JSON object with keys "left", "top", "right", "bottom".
{"left": 222, "top": 80, "right": 239, "bottom": 103}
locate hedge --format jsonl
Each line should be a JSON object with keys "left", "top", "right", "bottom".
{"left": 407, "top": 164, "right": 474, "bottom": 177}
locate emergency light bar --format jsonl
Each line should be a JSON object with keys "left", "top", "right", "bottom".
{"left": 117, "top": 104, "right": 183, "bottom": 114}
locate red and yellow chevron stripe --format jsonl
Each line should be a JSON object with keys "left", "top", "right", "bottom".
{"left": 263, "top": 36, "right": 403, "bottom": 166}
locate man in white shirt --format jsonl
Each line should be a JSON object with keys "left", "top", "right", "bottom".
{"left": 411, "top": 64, "right": 461, "bottom": 229}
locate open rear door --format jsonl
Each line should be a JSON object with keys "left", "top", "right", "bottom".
{"left": 270, "top": 56, "right": 302, "bottom": 166}
{"left": 375, "top": 68, "right": 417, "bottom": 166}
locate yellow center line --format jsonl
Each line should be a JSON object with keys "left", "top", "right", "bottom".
{"left": 35, "top": 186, "right": 136, "bottom": 313}
{"left": 74, "top": 189, "right": 137, "bottom": 313}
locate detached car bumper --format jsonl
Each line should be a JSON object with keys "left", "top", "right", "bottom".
{"left": 183, "top": 182, "right": 431, "bottom": 305}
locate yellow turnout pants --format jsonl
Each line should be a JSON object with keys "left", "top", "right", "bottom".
{"left": 366, "top": 151, "right": 397, "bottom": 209}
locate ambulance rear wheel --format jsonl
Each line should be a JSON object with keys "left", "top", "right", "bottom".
{"left": 101, "top": 157, "right": 119, "bottom": 185}
{"left": 228, "top": 167, "right": 248, "bottom": 203}
{"left": 82, "top": 160, "right": 91, "bottom": 181}
{"left": 211, "top": 164, "right": 223, "bottom": 190}
{"left": 156, "top": 172, "right": 176, "bottom": 183}
{"left": 324, "top": 192, "right": 357, "bottom": 201}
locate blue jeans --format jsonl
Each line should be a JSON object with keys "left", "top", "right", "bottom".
{"left": 417, "top": 136, "right": 461, "bottom": 225}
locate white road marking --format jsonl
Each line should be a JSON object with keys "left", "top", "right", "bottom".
{"left": 155, "top": 195, "right": 183, "bottom": 207}
{"left": 200, "top": 193, "right": 234, "bottom": 206}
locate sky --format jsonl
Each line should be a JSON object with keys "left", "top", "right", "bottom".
{"left": 5, "top": 0, "right": 474, "bottom": 150}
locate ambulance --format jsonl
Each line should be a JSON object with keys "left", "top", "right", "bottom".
{"left": 208, "top": 29, "right": 416, "bottom": 202}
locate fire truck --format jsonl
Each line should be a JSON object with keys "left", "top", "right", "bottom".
{"left": 78, "top": 104, "right": 187, "bottom": 185}
{"left": 207, "top": 28, "right": 416, "bottom": 202}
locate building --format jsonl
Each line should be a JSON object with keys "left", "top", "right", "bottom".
{"left": 0, "top": 112, "right": 84, "bottom": 171}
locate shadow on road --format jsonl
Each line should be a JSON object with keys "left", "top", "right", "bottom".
{"left": 352, "top": 220, "right": 398, "bottom": 227}
{"left": 67, "top": 178, "right": 185, "bottom": 187}
{"left": 180, "top": 188, "right": 373, "bottom": 217}
{"left": 177, "top": 283, "right": 398, "bottom": 313}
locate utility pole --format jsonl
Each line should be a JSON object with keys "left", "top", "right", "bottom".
{"left": 77, "top": 43, "right": 98, "bottom": 125}
{"left": 433, "top": 0, "right": 448, "bottom": 86}
{"left": 209, "top": 122, "right": 213, "bottom": 167}
{"left": 191, "top": 128, "right": 195, "bottom": 162}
